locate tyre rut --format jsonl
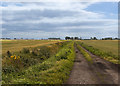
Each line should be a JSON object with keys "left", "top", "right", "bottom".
{"left": 79, "top": 44, "right": 119, "bottom": 84}
{"left": 65, "top": 43, "right": 119, "bottom": 84}
{"left": 66, "top": 44, "right": 100, "bottom": 84}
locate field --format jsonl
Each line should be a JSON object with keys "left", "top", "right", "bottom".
{"left": 1, "top": 40, "right": 119, "bottom": 84}
{"left": 1, "top": 40, "right": 62, "bottom": 54}
{"left": 80, "top": 40, "right": 118, "bottom": 56}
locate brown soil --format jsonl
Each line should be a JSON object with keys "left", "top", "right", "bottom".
{"left": 65, "top": 44, "right": 119, "bottom": 85}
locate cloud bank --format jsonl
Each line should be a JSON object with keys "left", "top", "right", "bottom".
{"left": 1, "top": 1, "right": 118, "bottom": 39}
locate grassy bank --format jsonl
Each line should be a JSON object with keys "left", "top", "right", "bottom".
{"left": 76, "top": 42, "right": 93, "bottom": 64}
{"left": 77, "top": 41, "right": 119, "bottom": 64}
{"left": 2, "top": 41, "right": 75, "bottom": 84}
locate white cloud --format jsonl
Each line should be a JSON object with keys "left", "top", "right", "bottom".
{"left": 1, "top": 1, "right": 118, "bottom": 38}
{"left": 0, "top": 0, "right": 119, "bottom": 2}
{"left": 1, "top": 2, "right": 94, "bottom": 11}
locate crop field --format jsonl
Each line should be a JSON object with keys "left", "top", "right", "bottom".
{"left": 77, "top": 40, "right": 119, "bottom": 64}
{"left": 80, "top": 40, "right": 118, "bottom": 56}
{"left": 1, "top": 40, "right": 119, "bottom": 84}
{"left": 1, "top": 40, "right": 62, "bottom": 54}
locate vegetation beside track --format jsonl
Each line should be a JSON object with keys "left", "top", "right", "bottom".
{"left": 77, "top": 41, "right": 119, "bottom": 64}
{"left": 2, "top": 41, "right": 75, "bottom": 84}
{"left": 76, "top": 42, "right": 93, "bottom": 64}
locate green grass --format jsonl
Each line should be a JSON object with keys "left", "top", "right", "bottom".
{"left": 2, "top": 41, "right": 67, "bottom": 74}
{"left": 80, "top": 40, "right": 118, "bottom": 56}
{"left": 2, "top": 40, "right": 62, "bottom": 54}
{"left": 77, "top": 41, "right": 119, "bottom": 64}
{"left": 2, "top": 41, "right": 75, "bottom": 84}
{"left": 76, "top": 42, "right": 93, "bottom": 64}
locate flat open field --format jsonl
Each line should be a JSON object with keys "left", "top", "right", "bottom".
{"left": 1, "top": 40, "right": 62, "bottom": 54}
{"left": 80, "top": 40, "right": 118, "bottom": 56}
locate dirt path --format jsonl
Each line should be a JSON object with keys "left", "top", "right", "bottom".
{"left": 66, "top": 44, "right": 119, "bottom": 84}
{"left": 82, "top": 45, "right": 119, "bottom": 84}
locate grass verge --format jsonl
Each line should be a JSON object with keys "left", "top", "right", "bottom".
{"left": 77, "top": 41, "right": 119, "bottom": 64}
{"left": 76, "top": 42, "right": 93, "bottom": 64}
{"left": 2, "top": 41, "right": 75, "bottom": 84}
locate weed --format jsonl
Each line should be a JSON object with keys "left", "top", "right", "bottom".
{"left": 6, "top": 51, "right": 11, "bottom": 57}
{"left": 76, "top": 43, "right": 93, "bottom": 64}
{"left": 2, "top": 41, "right": 75, "bottom": 84}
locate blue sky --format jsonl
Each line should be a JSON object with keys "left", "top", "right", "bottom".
{"left": 0, "top": 1, "right": 118, "bottom": 39}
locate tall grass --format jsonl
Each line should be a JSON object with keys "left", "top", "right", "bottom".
{"left": 2, "top": 41, "right": 75, "bottom": 84}
{"left": 2, "top": 41, "right": 68, "bottom": 83}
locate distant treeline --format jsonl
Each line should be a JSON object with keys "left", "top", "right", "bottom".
{"left": 1, "top": 38, "right": 23, "bottom": 40}
{"left": 0, "top": 37, "right": 119, "bottom": 40}
{"left": 65, "top": 36, "right": 119, "bottom": 40}
{"left": 48, "top": 38, "right": 60, "bottom": 40}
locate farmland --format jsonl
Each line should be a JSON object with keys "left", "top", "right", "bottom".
{"left": 77, "top": 40, "right": 119, "bottom": 64}
{"left": 1, "top": 40, "right": 62, "bottom": 54}
{"left": 1, "top": 40, "right": 119, "bottom": 84}
{"left": 80, "top": 40, "right": 118, "bottom": 56}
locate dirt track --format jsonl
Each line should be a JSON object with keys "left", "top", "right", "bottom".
{"left": 66, "top": 44, "right": 119, "bottom": 85}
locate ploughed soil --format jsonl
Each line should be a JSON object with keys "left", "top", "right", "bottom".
{"left": 65, "top": 44, "right": 119, "bottom": 85}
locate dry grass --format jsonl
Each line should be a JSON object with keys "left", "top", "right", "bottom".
{"left": 2, "top": 40, "right": 62, "bottom": 54}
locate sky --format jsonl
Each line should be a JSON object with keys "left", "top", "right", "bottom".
{"left": 0, "top": 1, "right": 118, "bottom": 39}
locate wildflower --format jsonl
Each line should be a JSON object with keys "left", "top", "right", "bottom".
{"left": 10, "top": 55, "right": 20, "bottom": 60}
{"left": 10, "top": 56, "right": 14, "bottom": 58}
{"left": 14, "top": 56, "right": 17, "bottom": 59}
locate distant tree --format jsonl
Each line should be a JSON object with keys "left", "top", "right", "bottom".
{"left": 65, "top": 36, "right": 70, "bottom": 40}
{"left": 93, "top": 37, "right": 97, "bottom": 40}
{"left": 103, "top": 37, "right": 112, "bottom": 40}
{"left": 114, "top": 38, "right": 118, "bottom": 40}
{"left": 102, "top": 38, "right": 104, "bottom": 40}
{"left": 74, "top": 37, "right": 79, "bottom": 40}
{"left": 48, "top": 38, "right": 60, "bottom": 40}
{"left": 65, "top": 36, "right": 67, "bottom": 40}
{"left": 6, "top": 38, "right": 11, "bottom": 40}
{"left": 14, "top": 38, "right": 16, "bottom": 40}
